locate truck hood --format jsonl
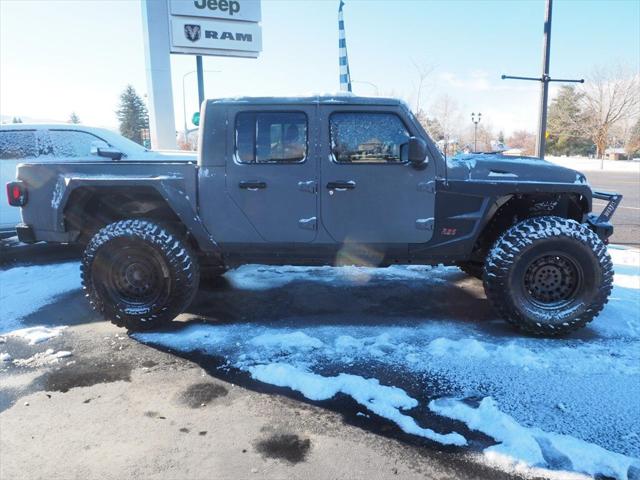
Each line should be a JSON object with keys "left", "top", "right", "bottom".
{"left": 446, "top": 153, "right": 587, "bottom": 185}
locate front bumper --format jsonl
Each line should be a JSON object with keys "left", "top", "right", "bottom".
{"left": 586, "top": 191, "right": 623, "bottom": 242}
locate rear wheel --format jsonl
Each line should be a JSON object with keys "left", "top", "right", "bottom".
{"left": 81, "top": 219, "right": 199, "bottom": 331}
{"left": 483, "top": 216, "right": 613, "bottom": 336}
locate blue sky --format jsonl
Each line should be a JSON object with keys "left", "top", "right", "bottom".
{"left": 1, "top": 0, "right": 638, "bottom": 134}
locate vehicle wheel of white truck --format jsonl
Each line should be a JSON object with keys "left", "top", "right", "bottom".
{"left": 81, "top": 219, "right": 200, "bottom": 331}
{"left": 483, "top": 216, "right": 613, "bottom": 336}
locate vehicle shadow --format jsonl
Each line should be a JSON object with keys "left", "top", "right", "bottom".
{"left": 187, "top": 269, "right": 517, "bottom": 338}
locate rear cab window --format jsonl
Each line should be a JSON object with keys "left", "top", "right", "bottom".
{"left": 0, "top": 130, "right": 38, "bottom": 160}
{"left": 330, "top": 112, "right": 410, "bottom": 164}
{"left": 235, "top": 112, "right": 308, "bottom": 164}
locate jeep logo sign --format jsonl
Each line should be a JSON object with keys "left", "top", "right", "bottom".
{"left": 170, "top": 0, "right": 261, "bottom": 23}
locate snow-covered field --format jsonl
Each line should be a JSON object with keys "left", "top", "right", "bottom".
{"left": 546, "top": 155, "right": 640, "bottom": 173}
{"left": 1, "top": 248, "right": 639, "bottom": 479}
{"left": 135, "top": 247, "right": 640, "bottom": 480}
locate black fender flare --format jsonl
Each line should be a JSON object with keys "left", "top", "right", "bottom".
{"left": 52, "top": 174, "right": 220, "bottom": 254}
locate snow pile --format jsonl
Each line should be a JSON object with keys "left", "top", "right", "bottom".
{"left": 249, "top": 363, "right": 466, "bottom": 446}
{"left": 3, "top": 326, "right": 67, "bottom": 345}
{"left": 11, "top": 349, "right": 72, "bottom": 368}
{"left": 249, "top": 331, "right": 325, "bottom": 351}
{"left": 0, "top": 262, "right": 80, "bottom": 333}
{"left": 430, "top": 397, "right": 639, "bottom": 480}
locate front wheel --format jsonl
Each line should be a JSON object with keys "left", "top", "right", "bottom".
{"left": 81, "top": 219, "right": 200, "bottom": 331}
{"left": 483, "top": 216, "right": 613, "bottom": 336}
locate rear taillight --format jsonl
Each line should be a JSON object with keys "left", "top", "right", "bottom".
{"left": 6, "top": 181, "right": 27, "bottom": 207}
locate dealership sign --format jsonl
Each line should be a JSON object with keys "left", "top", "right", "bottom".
{"left": 169, "top": 0, "right": 262, "bottom": 57}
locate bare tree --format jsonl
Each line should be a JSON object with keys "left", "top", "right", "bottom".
{"left": 430, "top": 94, "right": 462, "bottom": 155}
{"left": 578, "top": 65, "right": 640, "bottom": 158}
{"left": 411, "top": 59, "right": 434, "bottom": 116}
{"left": 507, "top": 130, "right": 536, "bottom": 156}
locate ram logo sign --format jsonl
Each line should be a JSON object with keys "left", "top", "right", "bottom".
{"left": 169, "top": 0, "right": 262, "bottom": 58}
{"left": 170, "top": 17, "right": 261, "bottom": 57}
{"left": 184, "top": 24, "right": 201, "bottom": 42}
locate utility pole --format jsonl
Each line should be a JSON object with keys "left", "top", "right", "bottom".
{"left": 196, "top": 56, "right": 205, "bottom": 107}
{"left": 502, "top": 0, "right": 583, "bottom": 159}
{"left": 471, "top": 112, "right": 482, "bottom": 152}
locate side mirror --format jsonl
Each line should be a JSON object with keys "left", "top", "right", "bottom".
{"left": 408, "top": 137, "right": 428, "bottom": 166}
{"left": 91, "top": 145, "right": 123, "bottom": 160}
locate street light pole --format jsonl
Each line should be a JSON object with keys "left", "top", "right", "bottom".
{"left": 471, "top": 112, "right": 482, "bottom": 152}
{"left": 501, "top": 0, "right": 584, "bottom": 159}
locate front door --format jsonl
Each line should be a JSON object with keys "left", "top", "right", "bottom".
{"left": 319, "top": 107, "right": 436, "bottom": 245}
{"left": 226, "top": 106, "right": 318, "bottom": 242}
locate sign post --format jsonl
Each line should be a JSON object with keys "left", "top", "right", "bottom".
{"left": 141, "top": 0, "right": 178, "bottom": 150}
{"left": 142, "top": 0, "right": 262, "bottom": 149}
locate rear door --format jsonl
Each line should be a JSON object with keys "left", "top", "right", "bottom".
{"left": 225, "top": 106, "right": 318, "bottom": 242}
{"left": 318, "top": 107, "right": 436, "bottom": 244}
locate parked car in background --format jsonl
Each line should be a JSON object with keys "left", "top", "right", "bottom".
{"left": 1, "top": 124, "right": 195, "bottom": 237}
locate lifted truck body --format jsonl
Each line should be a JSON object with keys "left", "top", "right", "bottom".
{"left": 9, "top": 95, "right": 621, "bottom": 335}
{"left": 13, "top": 96, "right": 611, "bottom": 264}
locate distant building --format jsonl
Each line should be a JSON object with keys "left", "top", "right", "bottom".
{"left": 605, "top": 147, "right": 628, "bottom": 161}
{"left": 502, "top": 148, "right": 525, "bottom": 156}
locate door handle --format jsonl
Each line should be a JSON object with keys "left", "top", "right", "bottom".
{"left": 326, "top": 180, "right": 356, "bottom": 191}
{"left": 239, "top": 181, "right": 266, "bottom": 190}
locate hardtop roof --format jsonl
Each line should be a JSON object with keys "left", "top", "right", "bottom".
{"left": 207, "top": 94, "right": 404, "bottom": 107}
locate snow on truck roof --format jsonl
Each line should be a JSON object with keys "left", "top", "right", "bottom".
{"left": 207, "top": 94, "right": 404, "bottom": 106}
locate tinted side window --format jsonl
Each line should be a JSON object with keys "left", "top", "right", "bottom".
{"left": 330, "top": 112, "right": 410, "bottom": 164}
{"left": 236, "top": 112, "right": 307, "bottom": 164}
{"left": 49, "top": 130, "right": 108, "bottom": 158}
{"left": 0, "top": 130, "right": 38, "bottom": 160}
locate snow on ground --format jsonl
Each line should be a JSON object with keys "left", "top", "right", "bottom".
{"left": 2, "top": 326, "right": 67, "bottom": 345}
{"left": 430, "top": 397, "right": 637, "bottom": 480}
{"left": 0, "top": 262, "right": 79, "bottom": 333}
{"left": 546, "top": 155, "right": 640, "bottom": 173}
{"left": 135, "top": 246, "right": 640, "bottom": 480}
{"left": 10, "top": 348, "right": 72, "bottom": 368}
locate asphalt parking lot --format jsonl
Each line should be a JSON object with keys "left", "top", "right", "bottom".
{"left": 0, "top": 242, "right": 525, "bottom": 480}
{"left": 1, "top": 236, "right": 639, "bottom": 480}
{"left": 586, "top": 169, "right": 640, "bottom": 246}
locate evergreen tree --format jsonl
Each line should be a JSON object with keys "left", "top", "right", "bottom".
{"left": 11, "top": 117, "right": 22, "bottom": 123}
{"left": 498, "top": 131, "right": 505, "bottom": 143}
{"left": 116, "top": 85, "right": 149, "bottom": 145}
{"left": 68, "top": 112, "right": 81, "bottom": 124}
{"left": 547, "top": 86, "right": 592, "bottom": 156}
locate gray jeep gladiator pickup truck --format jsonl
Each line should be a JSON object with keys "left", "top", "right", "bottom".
{"left": 7, "top": 96, "right": 622, "bottom": 335}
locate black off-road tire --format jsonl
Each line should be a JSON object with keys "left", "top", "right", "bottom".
{"left": 457, "top": 261, "right": 484, "bottom": 279}
{"left": 81, "top": 219, "right": 200, "bottom": 331}
{"left": 483, "top": 216, "right": 613, "bottom": 336}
